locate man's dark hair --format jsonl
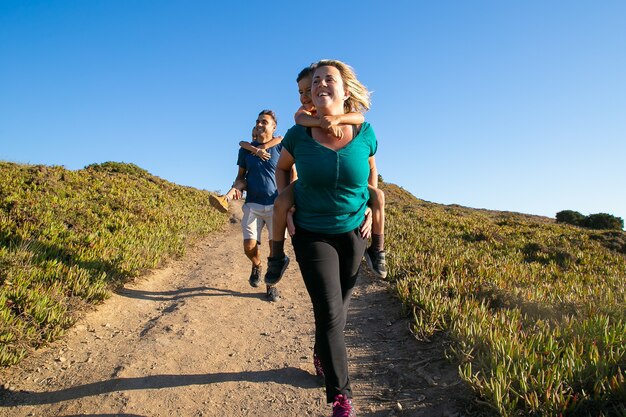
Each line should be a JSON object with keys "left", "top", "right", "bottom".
{"left": 259, "top": 109, "right": 277, "bottom": 125}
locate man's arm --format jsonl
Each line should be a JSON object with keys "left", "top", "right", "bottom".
{"left": 225, "top": 166, "right": 247, "bottom": 200}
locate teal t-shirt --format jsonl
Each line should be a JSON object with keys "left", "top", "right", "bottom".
{"left": 282, "top": 122, "right": 378, "bottom": 234}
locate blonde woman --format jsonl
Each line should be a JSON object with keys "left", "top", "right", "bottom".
{"left": 274, "top": 60, "right": 378, "bottom": 417}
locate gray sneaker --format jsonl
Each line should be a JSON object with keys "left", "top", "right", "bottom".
{"left": 266, "top": 285, "right": 280, "bottom": 302}
{"left": 365, "top": 248, "right": 387, "bottom": 279}
{"left": 249, "top": 263, "right": 262, "bottom": 287}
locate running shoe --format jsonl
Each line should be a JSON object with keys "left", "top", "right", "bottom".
{"left": 249, "top": 263, "right": 262, "bottom": 288}
{"left": 209, "top": 194, "right": 229, "bottom": 213}
{"left": 364, "top": 247, "right": 388, "bottom": 279}
{"left": 264, "top": 255, "right": 289, "bottom": 285}
{"left": 266, "top": 285, "right": 280, "bottom": 302}
{"left": 331, "top": 394, "right": 355, "bottom": 417}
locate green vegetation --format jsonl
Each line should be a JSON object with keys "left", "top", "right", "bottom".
{"left": 3, "top": 161, "right": 624, "bottom": 415}
{"left": 383, "top": 183, "right": 626, "bottom": 416}
{"left": 0, "top": 161, "right": 227, "bottom": 366}
{"left": 556, "top": 210, "right": 624, "bottom": 231}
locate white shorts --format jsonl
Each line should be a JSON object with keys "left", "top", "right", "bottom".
{"left": 241, "top": 202, "right": 274, "bottom": 242}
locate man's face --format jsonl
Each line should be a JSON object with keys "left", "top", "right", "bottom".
{"left": 255, "top": 114, "right": 276, "bottom": 141}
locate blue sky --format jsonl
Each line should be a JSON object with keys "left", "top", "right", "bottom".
{"left": 2, "top": 1, "right": 625, "bottom": 225}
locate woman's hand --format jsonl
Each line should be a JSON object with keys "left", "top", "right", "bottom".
{"left": 359, "top": 207, "right": 373, "bottom": 239}
{"left": 286, "top": 206, "right": 296, "bottom": 236}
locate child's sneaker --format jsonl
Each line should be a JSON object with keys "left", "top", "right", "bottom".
{"left": 364, "top": 247, "right": 387, "bottom": 279}
{"left": 264, "top": 255, "right": 289, "bottom": 285}
{"left": 209, "top": 194, "right": 229, "bottom": 213}
{"left": 331, "top": 394, "right": 355, "bottom": 417}
{"left": 249, "top": 263, "right": 262, "bottom": 287}
{"left": 266, "top": 285, "right": 280, "bottom": 302}
{"left": 313, "top": 351, "right": 324, "bottom": 377}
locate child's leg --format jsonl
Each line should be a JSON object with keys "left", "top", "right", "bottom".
{"left": 264, "top": 183, "right": 295, "bottom": 285}
{"left": 271, "top": 182, "right": 295, "bottom": 258}
{"left": 368, "top": 186, "right": 385, "bottom": 247}
{"left": 365, "top": 186, "right": 387, "bottom": 278}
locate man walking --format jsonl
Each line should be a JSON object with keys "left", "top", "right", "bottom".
{"left": 230, "top": 110, "right": 286, "bottom": 302}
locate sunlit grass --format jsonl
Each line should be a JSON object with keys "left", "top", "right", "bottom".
{"left": 0, "top": 161, "right": 227, "bottom": 366}
{"left": 382, "top": 183, "right": 625, "bottom": 416}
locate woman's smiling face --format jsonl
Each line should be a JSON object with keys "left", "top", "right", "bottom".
{"left": 311, "top": 65, "right": 348, "bottom": 113}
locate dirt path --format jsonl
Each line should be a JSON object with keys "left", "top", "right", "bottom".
{"left": 1, "top": 202, "right": 478, "bottom": 417}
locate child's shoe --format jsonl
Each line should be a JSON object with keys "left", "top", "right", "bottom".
{"left": 264, "top": 255, "right": 289, "bottom": 285}
{"left": 266, "top": 285, "right": 280, "bottom": 302}
{"left": 364, "top": 247, "right": 387, "bottom": 279}
{"left": 331, "top": 394, "right": 355, "bottom": 417}
{"left": 209, "top": 194, "right": 229, "bottom": 213}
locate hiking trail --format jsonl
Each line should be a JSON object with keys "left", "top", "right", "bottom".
{"left": 1, "top": 201, "right": 477, "bottom": 417}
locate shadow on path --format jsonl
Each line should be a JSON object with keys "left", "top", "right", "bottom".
{"left": 115, "top": 286, "right": 264, "bottom": 302}
{"left": 1, "top": 367, "right": 317, "bottom": 407}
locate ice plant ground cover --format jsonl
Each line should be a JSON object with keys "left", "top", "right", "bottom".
{"left": 1, "top": 161, "right": 624, "bottom": 415}
{"left": 0, "top": 162, "right": 226, "bottom": 366}
{"left": 382, "top": 182, "right": 625, "bottom": 416}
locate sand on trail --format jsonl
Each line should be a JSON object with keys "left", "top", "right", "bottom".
{"left": 0, "top": 201, "right": 478, "bottom": 417}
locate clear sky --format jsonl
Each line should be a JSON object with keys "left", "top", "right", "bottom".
{"left": 2, "top": 1, "right": 625, "bottom": 226}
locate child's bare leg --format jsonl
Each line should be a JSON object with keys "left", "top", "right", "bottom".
{"left": 369, "top": 186, "right": 385, "bottom": 239}
{"left": 366, "top": 186, "right": 387, "bottom": 278}
{"left": 271, "top": 182, "right": 295, "bottom": 258}
{"left": 264, "top": 183, "right": 295, "bottom": 285}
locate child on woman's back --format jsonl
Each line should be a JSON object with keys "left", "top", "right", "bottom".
{"left": 264, "top": 65, "right": 388, "bottom": 285}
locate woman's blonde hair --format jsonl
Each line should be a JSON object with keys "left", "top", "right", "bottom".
{"left": 314, "top": 59, "right": 371, "bottom": 114}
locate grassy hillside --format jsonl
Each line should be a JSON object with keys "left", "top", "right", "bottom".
{"left": 0, "top": 161, "right": 227, "bottom": 366}
{"left": 2, "top": 161, "right": 624, "bottom": 415}
{"left": 381, "top": 182, "right": 626, "bottom": 416}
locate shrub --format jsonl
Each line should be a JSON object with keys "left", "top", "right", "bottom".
{"left": 582, "top": 213, "right": 624, "bottom": 231}
{"left": 556, "top": 210, "right": 585, "bottom": 226}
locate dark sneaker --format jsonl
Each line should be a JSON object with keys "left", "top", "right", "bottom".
{"left": 332, "top": 394, "right": 355, "bottom": 417}
{"left": 364, "top": 247, "right": 387, "bottom": 279}
{"left": 264, "top": 255, "right": 289, "bottom": 285}
{"left": 209, "top": 194, "right": 229, "bottom": 213}
{"left": 266, "top": 285, "right": 280, "bottom": 302}
{"left": 313, "top": 351, "right": 324, "bottom": 378}
{"left": 249, "top": 263, "right": 262, "bottom": 287}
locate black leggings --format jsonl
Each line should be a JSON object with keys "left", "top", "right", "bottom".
{"left": 292, "top": 226, "right": 367, "bottom": 403}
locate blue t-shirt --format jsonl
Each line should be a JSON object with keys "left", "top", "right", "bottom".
{"left": 282, "top": 123, "right": 377, "bottom": 233}
{"left": 237, "top": 141, "right": 282, "bottom": 206}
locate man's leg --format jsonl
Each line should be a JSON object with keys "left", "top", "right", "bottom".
{"left": 242, "top": 204, "right": 263, "bottom": 287}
